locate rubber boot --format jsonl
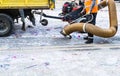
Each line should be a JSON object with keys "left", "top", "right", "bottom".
{"left": 83, "top": 36, "right": 88, "bottom": 40}
{"left": 85, "top": 37, "right": 93, "bottom": 44}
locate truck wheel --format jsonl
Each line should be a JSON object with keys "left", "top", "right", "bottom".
{"left": 0, "top": 14, "right": 14, "bottom": 37}
{"left": 40, "top": 19, "right": 48, "bottom": 26}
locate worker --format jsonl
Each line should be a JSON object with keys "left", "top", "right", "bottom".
{"left": 83, "top": 0, "right": 98, "bottom": 44}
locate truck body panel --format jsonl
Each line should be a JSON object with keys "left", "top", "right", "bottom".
{"left": 0, "top": 0, "right": 55, "bottom": 9}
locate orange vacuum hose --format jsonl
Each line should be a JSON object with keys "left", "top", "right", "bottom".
{"left": 61, "top": 0, "right": 118, "bottom": 38}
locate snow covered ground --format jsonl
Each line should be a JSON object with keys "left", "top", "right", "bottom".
{"left": 0, "top": 1, "right": 120, "bottom": 76}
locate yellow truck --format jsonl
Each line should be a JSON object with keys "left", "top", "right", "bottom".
{"left": 0, "top": 0, "right": 55, "bottom": 36}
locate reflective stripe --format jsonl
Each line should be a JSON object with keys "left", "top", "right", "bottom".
{"left": 88, "top": 37, "right": 93, "bottom": 39}
{"left": 84, "top": 0, "right": 98, "bottom": 13}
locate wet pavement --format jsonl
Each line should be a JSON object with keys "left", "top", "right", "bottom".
{"left": 0, "top": 1, "right": 120, "bottom": 76}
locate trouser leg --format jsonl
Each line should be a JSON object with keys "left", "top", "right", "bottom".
{"left": 85, "top": 13, "right": 97, "bottom": 43}
{"left": 19, "top": 9, "right": 26, "bottom": 31}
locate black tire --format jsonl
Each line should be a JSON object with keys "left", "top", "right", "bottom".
{"left": 0, "top": 13, "right": 14, "bottom": 37}
{"left": 40, "top": 19, "right": 48, "bottom": 26}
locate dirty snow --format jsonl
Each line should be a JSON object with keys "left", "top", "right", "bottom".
{"left": 0, "top": 1, "right": 120, "bottom": 76}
